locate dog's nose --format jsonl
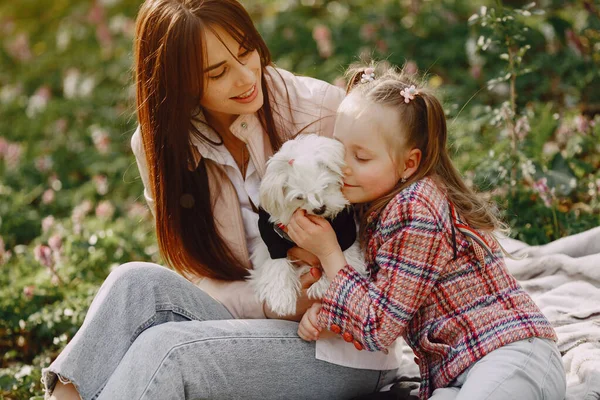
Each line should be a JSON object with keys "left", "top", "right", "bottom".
{"left": 313, "top": 205, "right": 327, "bottom": 215}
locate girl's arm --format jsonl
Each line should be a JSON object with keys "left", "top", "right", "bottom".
{"left": 317, "top": 200, "right": 451, "bottom": 352}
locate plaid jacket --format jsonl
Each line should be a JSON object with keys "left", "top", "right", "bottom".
{"left": 317, "top": 177, "right": 556, "bottom": 399}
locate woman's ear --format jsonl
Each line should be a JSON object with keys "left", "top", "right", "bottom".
{"left": 402, "top": 148, "right": 422, "bottom": 179}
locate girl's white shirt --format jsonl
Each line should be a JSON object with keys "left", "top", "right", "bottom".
{"left": 131, "top": 66, "right": 404, "bottom": 371}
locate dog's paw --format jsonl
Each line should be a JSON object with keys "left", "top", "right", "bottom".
{"left": 307, "top": 276, "right": 330, "bottom": 299}
{"left": 265, "top": 288, "right": 298, "bottom": 316}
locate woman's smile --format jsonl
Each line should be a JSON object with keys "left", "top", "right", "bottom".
{"left": 231, "top": 84, "right": 258, "bottom": 103}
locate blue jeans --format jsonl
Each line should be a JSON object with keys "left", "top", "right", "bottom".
{"left": 430, "top": 337, "right": 566, "bottom": 400}
{"left": 42, "top": 262, "right": 398, "bottom": 400}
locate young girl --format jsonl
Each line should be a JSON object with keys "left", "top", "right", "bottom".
{"left": 287, "top": 65, "right": 567, "bottom": 400}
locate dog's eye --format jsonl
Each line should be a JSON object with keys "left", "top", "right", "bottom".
{"left": 295, "top": 195, "right": 305, "bottom": 201}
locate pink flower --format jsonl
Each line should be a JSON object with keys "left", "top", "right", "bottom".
{"left": 34, "top": 245, "right": 54, "bottom": 268}
{"left": 5, "top": 33, "right": 33, "bottom": 62}
{"left": 42, "top": 189, "right": 55, "bottom": 205}
{"left": 404, "top": 60, "right": 418, "bottom": 75}
{"left": 533, "top": 178, "right": 553, "bottom": 208}
{"left": 93, "top": 175, "right": 109, "bottom": 195}
{"left": 96, "top": 23, "right": 113, "bottom": 48}
{"left": 23, "top": 285, "right": 35, "bottom": 299}
{"left": 312, "top": 24, "right": 330, "bottom": 42}
{"left": 0, "top": 137, "right": 8, "bottom": 156}
{"left": 96, "top": 200, "right": 115, "bottom": 220}
{"left": 90, "top": 126, "right": 111, "bottom": 154}
{"left": 35, "top": 156, "right": 54, "bottom": 173}
{"left": 4, "top": 143, "right": 22, "bottom": 169}
{"left": 515, "top": 116, "right": 531, "bottom": 141}
{"left": 48, "top": 234, "right": 62, "bottom": 251}
{"left": 72, "top": 200, "right": 93, "bottom": 223}
{"left": 312, "top": 25, "right": 333, "bottom": 58}
{"left": 470, "top": 64, "right": 482, "bottom": 80}
{"left": 26, "top": 85, "right": 52, "bottom": 118}
{"left": 127, "top": 202, "right": 149, "bottom": 219}
{"left": 574, "top": 115, "right": 589, "bottom": 134}
{"left": 87, "top": 2, "right": 105, "bottom": 25}
{"left": 42, "top": 216, "right": 56, "bottom": 233}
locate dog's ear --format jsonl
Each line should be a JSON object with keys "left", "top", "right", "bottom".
{"left": 259, "top": 161, "right": 288, "bottom": 219}
{"left": 318, "top": 140, "right": 345, "bottom": 179}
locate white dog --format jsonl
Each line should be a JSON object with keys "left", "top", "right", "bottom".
{"left": 249, "top": 134, "right": 367, "bottom": 316}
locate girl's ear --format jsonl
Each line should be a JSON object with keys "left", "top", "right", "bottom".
{"left": 402, "top": 148, "right": 422, "bottom": 179}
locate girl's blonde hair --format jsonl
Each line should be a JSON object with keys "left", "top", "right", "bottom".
{"left": 345, "top": 63, "right": 508, "bottom": 242}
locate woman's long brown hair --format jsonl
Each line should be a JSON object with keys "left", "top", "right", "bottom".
{"left": 134, "top": 0, "right": 287, "bottom": 280}
{"left": 345, "top": 64, "right": 508, "bottom": 243}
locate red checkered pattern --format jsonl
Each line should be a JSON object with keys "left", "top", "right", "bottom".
{"left": 317, "top": 177, "right": 556, "bottom": 399}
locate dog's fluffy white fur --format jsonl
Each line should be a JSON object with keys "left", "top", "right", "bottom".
{"left": 249, "top": 134, "right": 367, "bottom": 316}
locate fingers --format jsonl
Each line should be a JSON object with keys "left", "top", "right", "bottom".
{"left": 297, "top": 322, "right": 319, "bottom": 341}
{"left": 297, "top": 312, "right": 321, "bottom": 342}
{"left": 287, "top": 247, "right": 320, "bottom": 268}
{"left": 289, "top": 209, "right": 319, "bottom": 231}
{"left": 299, "top": 268, "right": 322, "bottom": 289}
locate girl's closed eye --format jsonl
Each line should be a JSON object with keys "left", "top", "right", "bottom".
{"left": 354, "top": 153, "right": 371, "bottom": 162}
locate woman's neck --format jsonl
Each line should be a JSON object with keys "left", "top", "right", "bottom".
{"left": 204, "top": 110, "right": 238, "bottom": 139}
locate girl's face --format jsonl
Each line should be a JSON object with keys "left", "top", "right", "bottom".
{"left": 333, "top": 95, "right": 404, "bottom": 204}
{"left": 200, "top": 25, "right": 263, "bottom": 126}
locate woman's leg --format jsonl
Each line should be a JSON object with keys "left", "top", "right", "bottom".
{"left": 97, "top": 319, "right": 397, "bottom": 400}
{"left": 42, "top": 262, "right": 234, "bottom": 400}
{"left": 455, "top": 338, "right": 566, "bottom": 400}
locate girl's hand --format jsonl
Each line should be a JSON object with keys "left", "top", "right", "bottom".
{"left": 297, "top": 302, "right": 322, "bottom": 341}
{"left": 287, "top": 209, "right": 341, "bottom": 260}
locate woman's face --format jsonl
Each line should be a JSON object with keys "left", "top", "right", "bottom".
{"left": 200, "top": 25, "right": 263, "bottom": 126}
{"left": 333, "top": 95, "right": 404, "bottom": 204}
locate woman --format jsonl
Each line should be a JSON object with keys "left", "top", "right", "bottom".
{"left": 42, "top": 1, "right": 402, "bottom": 399}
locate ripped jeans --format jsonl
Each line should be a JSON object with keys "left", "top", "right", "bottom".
{"left": 41, "top": 262, "right": 397, "bottom": 400}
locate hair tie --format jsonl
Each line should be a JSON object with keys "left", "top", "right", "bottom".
{"left": 400, "top": 85, "right": 419, "bottom": 103}
{"left": 360, "top": 67, "right": 375, "bottom": 83}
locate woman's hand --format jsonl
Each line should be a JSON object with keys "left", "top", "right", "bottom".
{"left": 298, "top": 302, "right": 322, "bottom": 342}
{"left": 286, "top": 209, "right": 341, "bottom": 260}
{"left": 263, "top": 267, "right": 322, "bottom": 322}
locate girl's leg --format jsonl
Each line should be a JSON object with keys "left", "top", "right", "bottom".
{"left": 97, "top": 319, "right": 397, "bottom": 400}
{"left": 42, "top": 262, "right": 234, "bottom": 400}
{"left": 455, "top": 338, "right": 566, "bottom": 400}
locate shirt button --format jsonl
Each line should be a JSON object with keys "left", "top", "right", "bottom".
{"left": 342, "top": 332, "right": 353, "bottom": 342}
{"left": 330, "top": 324, "right": 341, "bottom": 334}
{"left": 241, "top": 122, "right": 248, "bottom": 129}
{"left": 353, "top": 340, "right": 364, "bottom": 351}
